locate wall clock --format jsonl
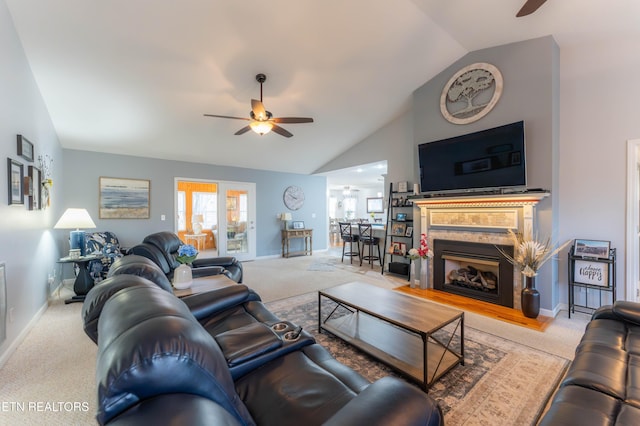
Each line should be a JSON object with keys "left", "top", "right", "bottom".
{"left": 283, "top": 185, "right": 304, "bottom": 210}
{"left": 440, "top": 62, "right": 503, "bottom": 125}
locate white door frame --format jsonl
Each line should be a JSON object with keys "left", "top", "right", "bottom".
{"left": 626, "top": 139, "right": 640, "bottom": 301}
{"left": 174, "top": 178, "right": 257, "bottom": 261}
{"left": 217, "top": 181, "right": 256, "bottom": 261}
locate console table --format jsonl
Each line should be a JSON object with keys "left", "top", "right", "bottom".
{"left": 281, "top": 228, "right": 313, "bottom": 258}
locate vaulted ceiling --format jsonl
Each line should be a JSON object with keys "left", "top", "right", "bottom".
{"left": 6, "top": 1, "right": 639, "bottom": 175}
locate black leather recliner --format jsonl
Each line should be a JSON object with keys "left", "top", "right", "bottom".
{"left": 129, "top": 231, "right": 243, "bottom": 283}
{"left": 90, "top": 281, "right": 444, "bottom": 425}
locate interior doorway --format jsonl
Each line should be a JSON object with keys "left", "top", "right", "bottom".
{"left": 626, "top": 139, "right": 640, "bottom": 301}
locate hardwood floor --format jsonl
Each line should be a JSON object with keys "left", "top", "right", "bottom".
{"left": 395, "top": 286, "right": 553, "bottom": 332}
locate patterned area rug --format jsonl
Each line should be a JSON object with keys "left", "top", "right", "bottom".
{"left": 266, "top": 292, "right": 569, "bottom": 426}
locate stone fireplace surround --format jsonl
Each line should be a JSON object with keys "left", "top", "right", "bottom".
{"left": 412, "top": 192, "right": 549, "bottom": 311}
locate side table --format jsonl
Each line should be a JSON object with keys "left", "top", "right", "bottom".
{"left": 281, "top": 228, "right": 313, "bottom": 258}
{"left": 58, "top": 254, "right": 103, "bottom": 304}
{"left": 184, "top": 233, "right": 207, "bottom": 251}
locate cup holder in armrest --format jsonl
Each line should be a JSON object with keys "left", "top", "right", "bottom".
{"left": 284, "top": 327, "right": 303, "bottom": 342}
{"left": 271, "top": 322, "right": 289, "bottom": 332}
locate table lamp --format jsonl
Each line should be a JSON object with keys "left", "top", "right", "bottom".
{"left": 54, "top": 208, "right": 96, "bottom": 256}
{"left": 192, "top": 214, "right": 204, "bottom": 234}
{"left": 279, "top": 212, "right": 292, "bottom": 230}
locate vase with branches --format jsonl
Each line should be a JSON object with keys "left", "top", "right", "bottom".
{"left": 497, "top": 230, "right": 570, "bottom": 318}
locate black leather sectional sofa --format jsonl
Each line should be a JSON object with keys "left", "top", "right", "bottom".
{"left": 130, "top": 231, "right": 243, "bottom": 283}
{"left": 539, "top": 301, "right": 640, "bottom": 425}
{"left": 82, "top": 256, "right": 443, "bottom": 425}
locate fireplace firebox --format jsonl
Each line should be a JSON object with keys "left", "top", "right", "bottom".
{"left": 433, "top": 239, "right": 514, "bottom": 308}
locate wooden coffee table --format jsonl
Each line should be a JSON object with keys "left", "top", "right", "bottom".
{"left": 318, "top": 281, "right": 464, "bottom": 391}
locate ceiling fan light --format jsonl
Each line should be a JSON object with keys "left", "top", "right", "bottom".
{"left": 250, "top": 121, "right": 273, "bottom": 135}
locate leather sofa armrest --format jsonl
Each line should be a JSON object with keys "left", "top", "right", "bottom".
{"left": 591, "top": 305, "right": 616, "bottom": 320}
{"left": 612, "top": 301, "right": 640, "bottom": 325}
{"left": 192, "top": 256, "right": 238, "bottom": 268}
{"left": 191, "top": 265, "right": 227, "bottom": 278}
{"left": 181, "top": 285, "right": 258, "bottom": 320}
{"left": 324, "top": 377, "right": 443, "bottom": 426}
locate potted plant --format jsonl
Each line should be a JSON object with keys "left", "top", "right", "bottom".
{"left": 497, "top": 230, "right": 570, "bottom": 318}
{"left": 173, "top": 244, "right": 198, "bottom": 289}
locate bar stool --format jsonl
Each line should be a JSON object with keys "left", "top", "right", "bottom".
{"left": 339, "top": 222, "right": 360, "bottom": 264}
{"left": 358, "top": 223, "right": 381, "bottom": 268}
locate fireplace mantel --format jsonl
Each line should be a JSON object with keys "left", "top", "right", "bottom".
{"left": 412, "top": 191, "right": 549, "bottom": 236}
{"left": 410, "top": 191, "right": 549, "bottom": 209}
{"left": 410, "top": 191, "right": 550, "bottom": 309}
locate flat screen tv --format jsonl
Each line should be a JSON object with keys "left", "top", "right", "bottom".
{"left": 418, "top": 121, "right": 526, "bottom": 194}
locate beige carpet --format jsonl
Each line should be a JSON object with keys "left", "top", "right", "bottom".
{"left": 0, "top": 252, "right": 588, "bottom": 425}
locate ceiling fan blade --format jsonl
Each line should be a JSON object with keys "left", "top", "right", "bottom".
{"left": 234, "top": 125, "right": 251, "bottom": 135}
{"left": 516, "top": 0, "right": 547, "bottom": 17}
{"left": 204, "top": 114, "right": 249, "bottom": 121}
{"left": 271, "top": 117, "right": 314, "bottom": 124}
{"left": 271, "top": 124, "right": 293, "bottom": 138}
{"left": 251, "top": 99, "right": 268, "bottom": 120}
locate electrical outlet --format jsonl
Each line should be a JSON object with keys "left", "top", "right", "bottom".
{"left": 161, "top": 214, "right": 166, "bottom": 221}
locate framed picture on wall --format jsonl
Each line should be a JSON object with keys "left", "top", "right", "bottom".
{"left": 28, "top": 166, "right": 41, "bottom": 210}
{"left": 366, "top": 197, "right": 384, "bottom": 213}
{"left": 17, "top": 135, "right": 34, "bottom": 162}
{"left": 99, "top": 177, "right": 150, "bottom": 219}
{"left": 7, "top": 158, "right": 24, "bottom": 205}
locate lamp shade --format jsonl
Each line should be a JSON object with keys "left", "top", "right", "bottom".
{"left": 54, "top": 208, "right": 97, "bottom": 230}
{"left": 280, "top": 213, "right": 292, "bottom": 221}
{"left": 54, "top": 208, "right": 96, "bottom": 256}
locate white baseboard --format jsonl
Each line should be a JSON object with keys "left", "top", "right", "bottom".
{"left": 0, "top": 301, "right": 48, "bottom": 369}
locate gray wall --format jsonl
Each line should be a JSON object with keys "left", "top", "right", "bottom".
{"left": 0, "top": 0, "right": 64, "bottom": 364}
{"left": 62, "top": 149, "right": 327, "bottom": 257}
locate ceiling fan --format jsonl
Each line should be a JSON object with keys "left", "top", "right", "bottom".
{"left": 516, "top": 0, "right": 547, "bottom": 17}
{"left": 204, "top": 73, "right": 314, "bottom": 138}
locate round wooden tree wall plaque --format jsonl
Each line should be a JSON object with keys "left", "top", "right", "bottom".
{"left": 440, "top": 62, "right": 503, "bottom": 125}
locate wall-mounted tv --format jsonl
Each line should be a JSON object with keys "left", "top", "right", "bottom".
{"left": 418, "top": 121, "right": 526, "bottom": 194}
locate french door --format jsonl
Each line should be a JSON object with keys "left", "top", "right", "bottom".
{"left": 217, "top": 181, "right": 256, "bottom": 261}
{"left": 175, "top": 179, "right": 256, "bottom": 261}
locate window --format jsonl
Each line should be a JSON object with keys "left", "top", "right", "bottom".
{"left": 177, "top": 191, "right": 186, "bottom": 230}
{"left": 193, "top": 192, "right": 218, "bottom": 230}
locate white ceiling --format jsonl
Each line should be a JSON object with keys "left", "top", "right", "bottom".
{"left": 6, "top": 1, "right": 640, "bottom": 180}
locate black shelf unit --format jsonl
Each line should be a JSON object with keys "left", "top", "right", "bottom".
{"left": 568, "top": 247, "right": 616, "bottom": 318}
{"left": 382, "top": 182, "right": 414, "bottom": 280}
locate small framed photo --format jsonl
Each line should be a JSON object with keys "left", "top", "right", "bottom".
{"left": 17, "top": 135, "right": 34, "bottom": 162}
{"left": 391, "top": 222, "right": 406, "bottom": 236}
{"left": 405, "top": 226, "right": 413, "bottom": 238}
{"left": 397, "top": 181, "right": 408, "bottom": 193}
{"left": 292, "top": 221, "right": 305, "bottom": 229}
{"left": 574, "top": 239, "right": 610, "bottom": 259}
{"left": 395, "top": 212, "right": 407, "bottom": 221}
{"left": 392, "top": 242, "right": 407, "bottom": 255}
{"left": 7, "top": 158, "right": 24, "bottom": 205}
{"left": 574, "top": 259, "right": 609, "bottom": 287}
{"left": 391, "top": 198, "right": 399, "bottom": 207}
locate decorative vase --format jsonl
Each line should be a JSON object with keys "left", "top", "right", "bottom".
{"left": 173, "top": 263, "right": 193, "bottom": 289}
{"left": 419, "top": 258, "right": 429, "bottom": 289}
{"left": 521, "top": 275, "right": 540, "bottom": 319}
{"left": 409, "top": 261, "right": 416, "bottom": 288}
